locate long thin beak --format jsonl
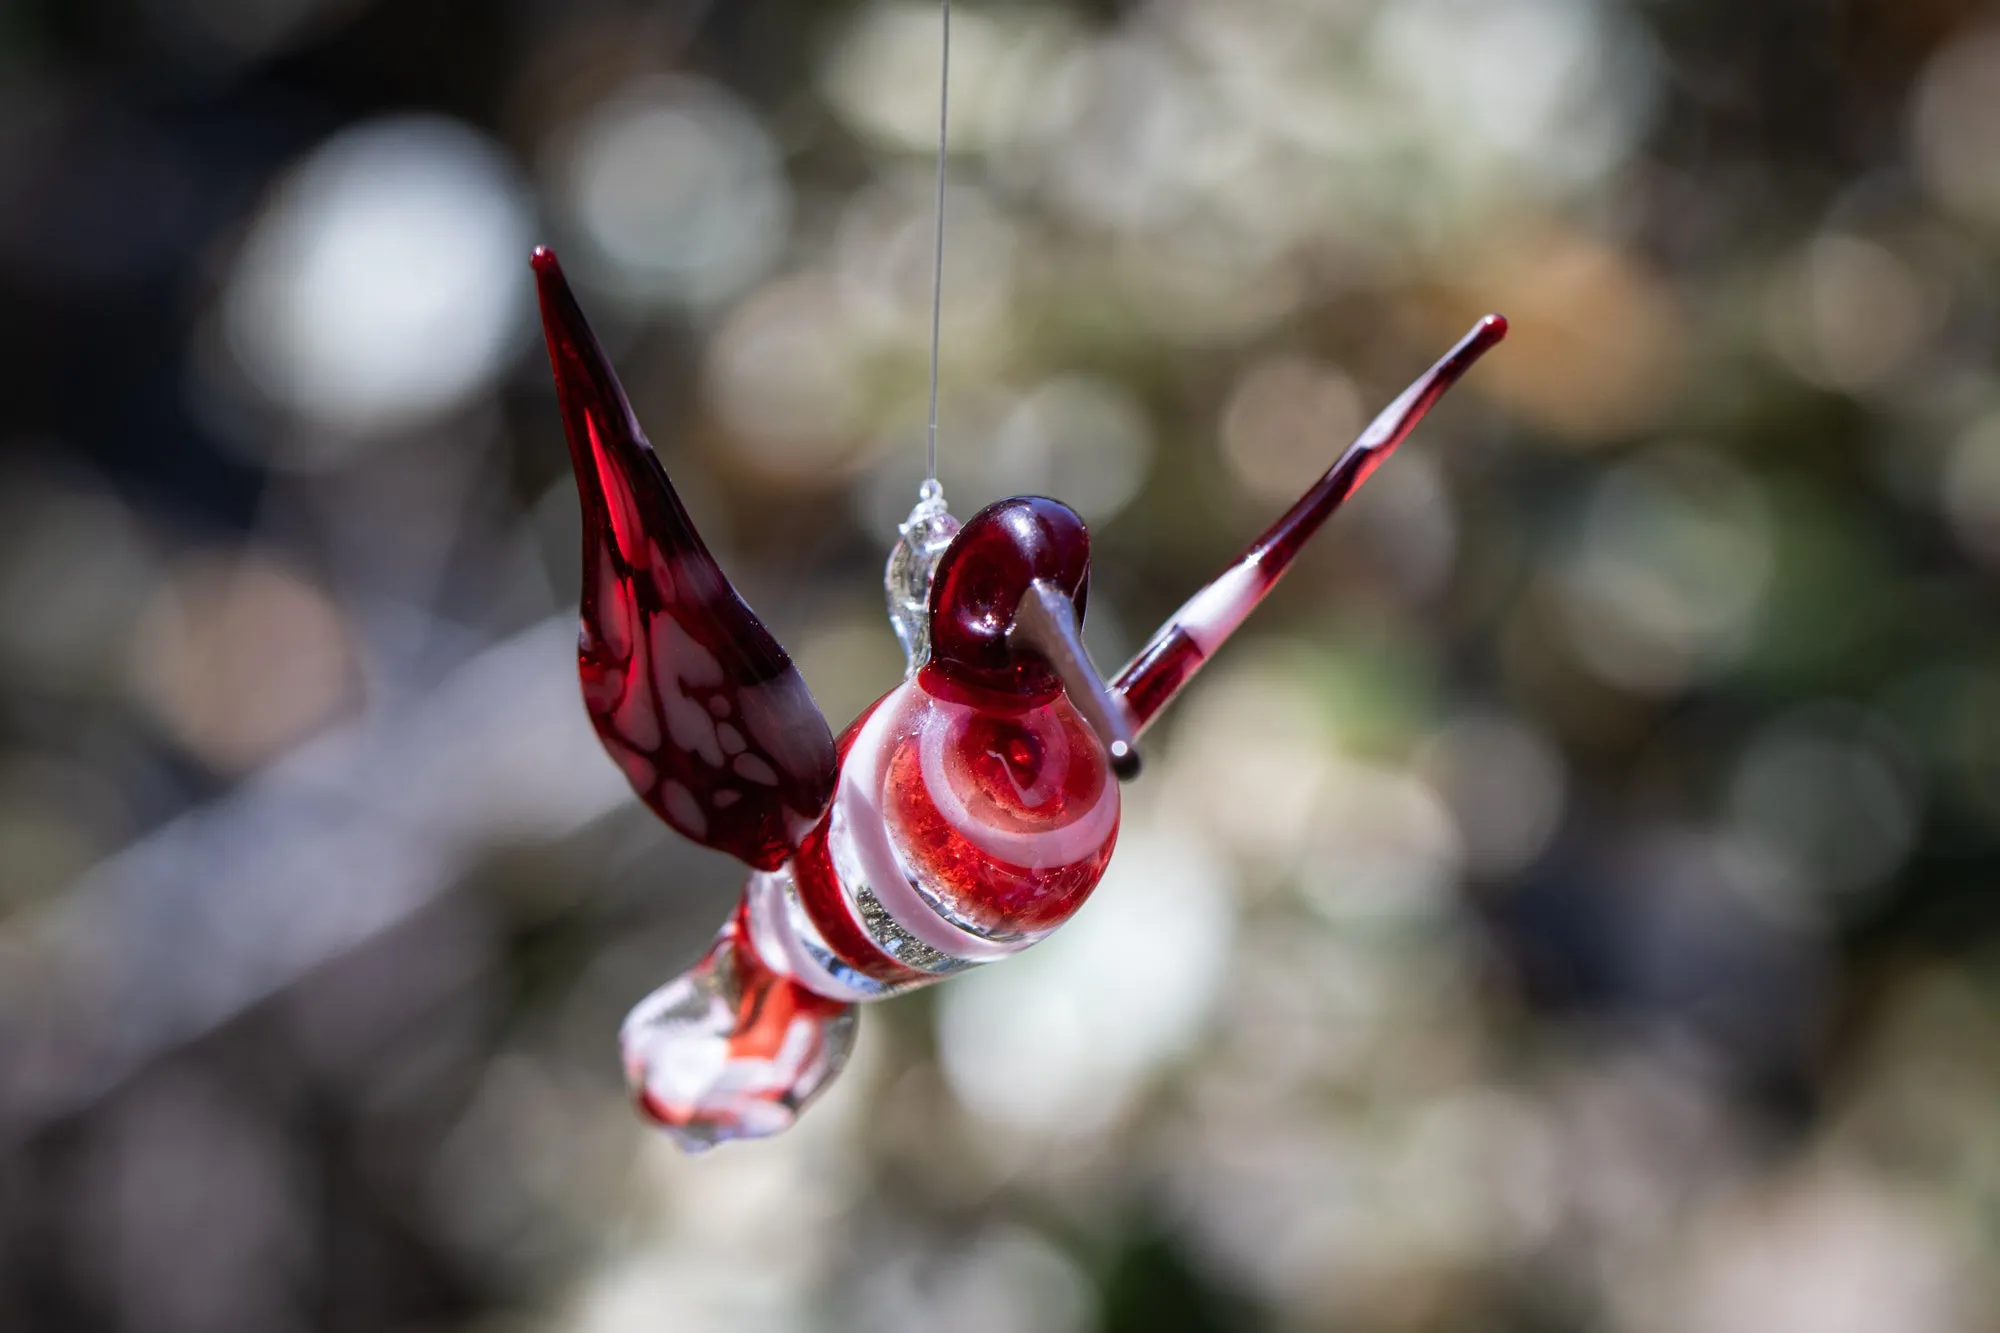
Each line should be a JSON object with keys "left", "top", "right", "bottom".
{"left": 1008, "top": 581, "right": 1142, "bottom": 781}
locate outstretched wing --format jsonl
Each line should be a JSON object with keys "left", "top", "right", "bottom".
{"left": 1114, "top": 315, "right": 1508, "bottom": 729}
{"left": 533, "top": 248, "right": 837, "bottom": 871}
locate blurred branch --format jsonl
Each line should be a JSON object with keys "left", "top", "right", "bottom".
{"left": 0, "top": 617, "right": 628, "bottom": 1142}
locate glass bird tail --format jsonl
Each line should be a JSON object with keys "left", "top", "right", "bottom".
{"left": 620, "top": 895, "right": 857, "bottom": 1153}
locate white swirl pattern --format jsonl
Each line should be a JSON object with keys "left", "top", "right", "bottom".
{"left": 734, "top": 681, "right": 1120, "bottom": 1000}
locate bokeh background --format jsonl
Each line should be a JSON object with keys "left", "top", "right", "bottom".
{"left": 2, "top": 0, "right": 2000, "bottom": 1329}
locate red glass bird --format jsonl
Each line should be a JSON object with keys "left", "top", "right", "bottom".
{"left": 532, "top": 246, "right": 1505, "bottom": 1151}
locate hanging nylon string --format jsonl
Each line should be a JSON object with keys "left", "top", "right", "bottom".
{"left": 925, "top": 0, "right": 951, "bottom": 486}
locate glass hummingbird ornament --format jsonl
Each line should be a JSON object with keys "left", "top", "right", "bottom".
{"left": 531, "top": 246, "right": 1505, "bottom": 1151}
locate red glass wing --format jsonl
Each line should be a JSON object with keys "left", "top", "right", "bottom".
{"left": 1115, "top": 315, "right": 1507, "bottom": 729}
{"left": 533, "top": 248, "right": 837, "bottom": 870}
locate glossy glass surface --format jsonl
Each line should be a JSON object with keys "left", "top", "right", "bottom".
{"left": 885, "top": 481, "right": 961, "bottom": 675}
{"left": 790, "top": 679, "right": 1120, "bottom": 962}
{"left": 615, "top": 667, "right": 1121, "bottom": 1150}
{"left": 880, "top": 682, "right": 1119, "bottom": 937}
{"left": 533, "top": 248, "right": 838, "bottom": 870}
{"left": 620, "top": 901, "right": 856, "bottom": 1153}
{"left": 923, "top": 496, "right": 1091, "bottom": 703}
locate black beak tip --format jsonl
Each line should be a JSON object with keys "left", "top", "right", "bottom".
{"left": 1110, "top": 742, "right": 1141, "bottom": 782}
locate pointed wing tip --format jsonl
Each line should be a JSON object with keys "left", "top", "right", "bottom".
{"left": 531, "top": 248, "right": 583, "bottom": 331}
{"left": 1435, "top": 313, "right": 1508, "bottom": 387}
{"left": 529, "top": 246, "right": 612, "bottom": 406}
{"left": 1460, "top": 313, "right": 1508, "bottom": 363}
{"left": 531, "top": 247, "right": 576, "bottom": 320}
